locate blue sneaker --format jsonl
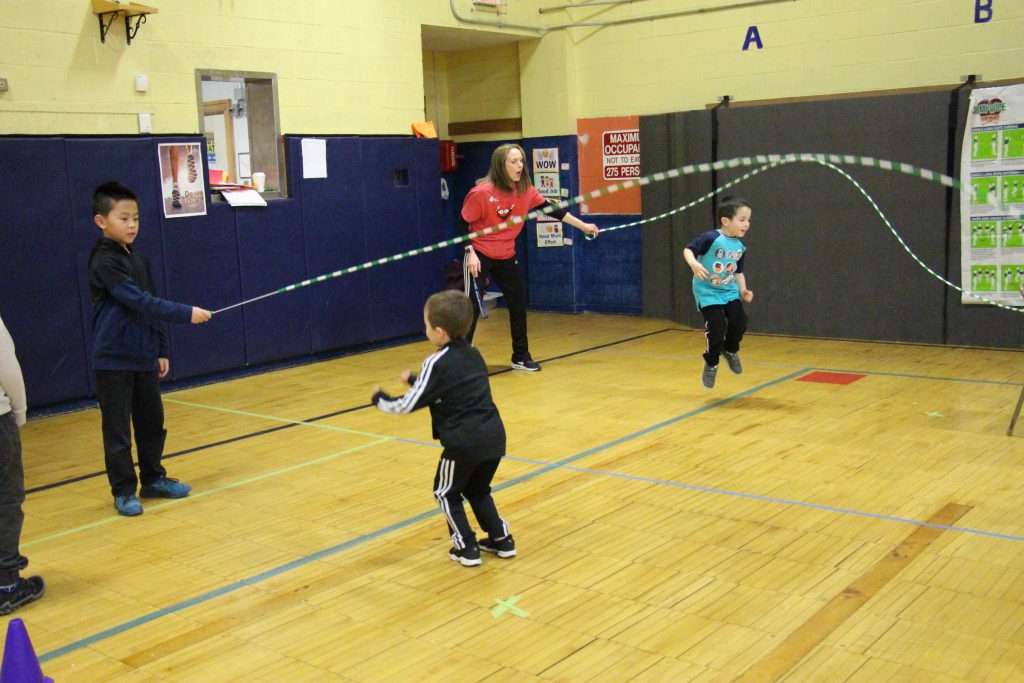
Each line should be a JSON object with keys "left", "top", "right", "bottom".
{"left": 114, "top": 494, "right": 143, "bottom": 516}
{"left": 140, "top": 477, "right": 191, "bottom": 499}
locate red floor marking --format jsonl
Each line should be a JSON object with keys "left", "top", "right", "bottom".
{"left": 797, "top": 371, "right": 866, "bottom": 385}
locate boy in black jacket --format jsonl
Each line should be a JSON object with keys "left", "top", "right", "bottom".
{"left": 372, "top": 291, "right": 515, "bottom": 567}
{"left": 89, "top": 181, "right": 211, "bottom": 517}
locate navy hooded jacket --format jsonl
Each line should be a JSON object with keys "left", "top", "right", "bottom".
{"left": 88, "top": 237, "right": 193, "bottom": 371}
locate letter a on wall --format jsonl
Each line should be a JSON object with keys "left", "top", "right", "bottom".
{"left": 743, "top": 26, "right": 763, "bottom": 50}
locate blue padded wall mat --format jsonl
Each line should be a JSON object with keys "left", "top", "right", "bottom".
{"left": 0, "top": 138, "right": 91, "bottom": 406}
{"left": 295, "top": 136, "right": 373, "bottom": 352}
{"left": 362, "top": 137, "right": 427, "bottom": 341}
{"left": 162, "top": 201, "right": 247, "bottom": 379}
{"left": 412, "top": 138, "right": 447, "bottom": 298}
{"left": 575, "top": 216, "right": 642, "bottom": 314}
{"left": 525, "top": 135, "right": 577, "bottom": 311}
{"left": 236, "top": 199, "right": 312, "bottom": 365}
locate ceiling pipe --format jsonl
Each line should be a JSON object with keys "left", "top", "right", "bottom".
{"left": 448, "top": 0, "right": 543, "bottom": 33}
{"left": 451, "top": 0, "right": 798, "bottom": 33}
{"left": 539, "top": 0, "right": 661, "bottom": 14}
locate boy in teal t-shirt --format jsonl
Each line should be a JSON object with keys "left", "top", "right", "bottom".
{"left": 683, "top": 196, "right": 754, "bottom": 389}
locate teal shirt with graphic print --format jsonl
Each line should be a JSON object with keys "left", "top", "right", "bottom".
{"left": 686, "top": 229, "right": 747, "bottom": 308}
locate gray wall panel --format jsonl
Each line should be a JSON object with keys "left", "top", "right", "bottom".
{"left": 716, "top": 93, "right": 950, "bottom": 343}
{"left": 639, "top": 91, "right": 1024, "bottom": 349}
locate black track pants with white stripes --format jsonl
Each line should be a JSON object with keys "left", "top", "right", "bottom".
{"left": 432, "top": 453, "right": 509, "bottom": 550}
{"left": 700, "top": 298, "right": 747, "bottom": 368}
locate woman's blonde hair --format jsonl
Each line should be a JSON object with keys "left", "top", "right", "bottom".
{"left": 478, "top": 143, "right": 532, "bottom": 194}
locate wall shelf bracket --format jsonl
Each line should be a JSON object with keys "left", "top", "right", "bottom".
{"left": 96, "top": 9, "right": 118, "bottom": 43}
{"left": 91, "top": 1, "right": 158, "bottom": 45}
{"left": 124, "top": 12, "right": 148, "bottom": 45}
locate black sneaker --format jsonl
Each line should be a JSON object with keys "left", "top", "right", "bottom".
{"left": 723, "top": 351, "right": 742, "bottom": 374}
{"left": 449, "top": 545, "right": 482, "bottom": 567}
{"left": 0, "top": 576, "right": 45, "bottom": 616}
{"left": 511, "top": 356, "right": 541, "bottom": 372}
{"left": 479, "top": 534, "right": 516, "bottom": 558}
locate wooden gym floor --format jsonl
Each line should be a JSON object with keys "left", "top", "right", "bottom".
{"left": 5, "top": 310, "right": 1024, "bottom": 682}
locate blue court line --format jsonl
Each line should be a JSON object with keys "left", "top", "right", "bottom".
{"left": 501, "top": 457, "right": 1024, "bottom": 543}
{"left": 38, "top": 510, "right": 438, "bottom": 663}
{"left": 490, "top": 368, "right": 811, "bottom": 490}
{"left": 392, "top": 440, "right": 1024, "bottom": 542}
{"left": 35, "top": 365, "right": 1018, "bottom": 662}
{"left": 37, "top": 368, "right": 804, "bottom": 663}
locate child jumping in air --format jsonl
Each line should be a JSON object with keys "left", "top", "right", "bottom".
{"left": 683, "top": 196, "right": 754, "bottom": 389}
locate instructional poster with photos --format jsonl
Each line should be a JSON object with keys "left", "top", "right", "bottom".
{"left": 961, "top": 84, "right": 1024, "bottom": 305}
{"left": 158, "top": 143, "right": 207, "bottom": 219}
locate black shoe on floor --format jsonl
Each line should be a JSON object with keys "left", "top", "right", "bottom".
{"left": 0, "top": 576, "right": 45, "bottom": 616}
{"left": 479, "top": 534, "right": 516, "bottom": 558}
{"left": 449, "top": 545, "right": 482, "bottom": 567}
{"left": 511, "top": 356, "right": 541, "bottom": 372}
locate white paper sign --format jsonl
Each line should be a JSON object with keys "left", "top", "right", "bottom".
{"left": 536, "top": 172, "right": 561, "bottom": 199}
{"left": 533, "top": 148, "right": 559, "bottom": 173}
{"left": 221, "top": 189, "right": 268, "bottom": 207}
{"left": 302, "top": 138, "right": 328, "bottom": 179}
{"left": 537, "top": 221, "right": 563, "bottom": 247}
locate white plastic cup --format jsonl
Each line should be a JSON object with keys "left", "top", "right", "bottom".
{"left": 252, "top": 172, "right": 266, "bottom": 192}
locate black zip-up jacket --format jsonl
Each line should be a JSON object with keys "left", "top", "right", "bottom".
{"left": 88, "top": 237, "right": 192, "bottom": 371}
{"left": 373, "top": 339, "right": 505, "bottom": 460}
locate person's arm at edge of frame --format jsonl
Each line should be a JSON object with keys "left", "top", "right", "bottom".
{"left": 0, "top": 317, "right": 27, "bottom": 427}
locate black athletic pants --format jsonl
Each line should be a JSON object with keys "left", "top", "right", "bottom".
{"left": 432, "top": 452, "right": 509, "bottom": 550}
{"left": 467, "top": 252, "right": 530, "bottom": 361}
{"left": 95, "top": 370, "right": 168, "bottom": 497}
{"left": 700, "top": 299, "right": 747, "bottom": 367}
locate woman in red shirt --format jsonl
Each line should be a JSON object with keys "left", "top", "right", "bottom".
{"left": 460, "top": 143, "right": 598, "bottom": 371}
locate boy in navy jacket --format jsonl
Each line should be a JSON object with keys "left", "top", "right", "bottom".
{"left": 373, "top": 291, "right": 515, "bottom": 566}
{"left": 88, "top": 181, "right": 211, "bottom": 516}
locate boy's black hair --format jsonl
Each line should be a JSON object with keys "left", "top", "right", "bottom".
{"left": 717, "top": 195, "right": 751, "bottom": 223}
{"left": 92, "top": 181, "right": 138, "bottom": 217}
{"left": 425, "top": 290, "right": 473, "bottom": 339}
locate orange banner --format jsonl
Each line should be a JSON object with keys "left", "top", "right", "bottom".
{"left": 577, "top": 115, "right": 641, "bottom": 215}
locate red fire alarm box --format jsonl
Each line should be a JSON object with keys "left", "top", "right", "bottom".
{"left": 440, "top": 140, "right": 458, "bottom": 173}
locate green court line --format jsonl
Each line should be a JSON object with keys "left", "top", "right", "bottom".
{"left": 23, "top": 437, "right": 391, "bottom": 547}
{"left": 163, "top": 397, "right": 386, "bottom": 438}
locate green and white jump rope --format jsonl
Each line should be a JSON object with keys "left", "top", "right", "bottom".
{"left": 212, "top": 152, "right": 1024, "bottom": 316}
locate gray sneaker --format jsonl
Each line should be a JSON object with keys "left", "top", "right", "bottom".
{"left": 723, "top": 351, "right": 742, "bottom": 374}
{"left": 701, "top": 363, "right": 718, "bottom": 389}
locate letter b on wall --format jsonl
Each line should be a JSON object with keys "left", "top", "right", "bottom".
{"left": 975, "top": 0, "right": 992, "bottom": 23}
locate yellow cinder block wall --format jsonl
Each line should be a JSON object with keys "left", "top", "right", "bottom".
{"left": 558, "top": 0, "right": 1022, "bottom": 127}
{"left": 0, "top": 0, "right": 532, "bottom": 135}
{"left": 0, "top": 0, "right": 1020, "bottom": 137}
